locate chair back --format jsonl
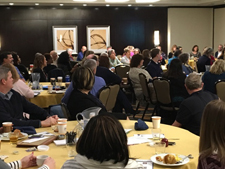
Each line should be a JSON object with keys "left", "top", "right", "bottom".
{"left": 115, "top": 65, "right": 130, "bottom": 78}
{"left": 195, "top": 61, "right": 198, "bottom": 73}
{"left": 153, "top": 78, "right": 172, "bottom": 105}
{"left": 107, "top": 85, "right": 120, "bottom": 111}
{"left": 48, "top": 68, "right": 65, "bottom": 82}
{"left": 215, "top": 79, "right": 225, "bottom": 102}
{"left": 98, "top": 84, "right": 120, "bottom": 111}
{"left": 139, "top": 73, "right": 152, "bottom": 103}
{"left": 98, "top": 86, "right": 110, "bottom": 106}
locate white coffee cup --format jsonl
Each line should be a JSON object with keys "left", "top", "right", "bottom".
{"left": 36, "top": 155, "right": 48, "bottom": 166}
{"left": 152, "top": 116, "right": 161, "bottom": 129}
{"left": 58, "top": 122, "right": 67, "bottom": 134}
{"left": 48, "top": 85, "right": 53, "bottom": 93}
{"left": 58, "top": 118, "right": 67, "bottom": 123}
{"left": 57, "top": 77, "right": 63, "bottom": 86}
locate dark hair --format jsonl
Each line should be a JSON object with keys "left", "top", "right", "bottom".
{"left": 174, "top": 50, "right": 182, "bottom": 57}
{"left": 150, "top": 48, "right": 160, "bottom": 58}
{"left": 33, "top": 54, "right": 45, "bottom": 70}
{"left": 11, "top": 52, "right": 18, "bottom": 66}
{"left": 142, "top": 49, "right": 150, "bottom": 59}
{"left": 76, "top": 113, "right": 129, "bottom": 166}
{"left": 72, "top": 66, "right": 94, "bottom": 91}
{"left": 44, "top": 53, "right": 51, "bottom": 61}
{"left": 58, "top": 51, "right": 69, "bottom": 65}
{"left": 84, "top": 50, "right": 94, "bottom": 58}
{"left": 179, "top": 53, "right": 189, "bottom": 64}
{"left": 0, "top": 51, "right": 12, "bottom": 64}
{"left": 99, "top": 55, "right": 110, "bottom": 68}
{"left": 165, "top": 59, "right": 184, "bottom": 78}
{"left": 192, "top": 45, "right": 199, "bottom": 52}
{"left": 130, "top": 54, "right": 143, "bottom": 68}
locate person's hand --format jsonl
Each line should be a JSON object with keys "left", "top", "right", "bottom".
{"left": 51, "top": 115, "right": 59, "bottom": 121}
{"left": 21, "top": 153, "right": 37, "bottom": 168}
{"left": 41, "top": 117, "right": 57, "bottom": 127}
{"left": 43, "top": 157, "right": 55, "bottom": 169}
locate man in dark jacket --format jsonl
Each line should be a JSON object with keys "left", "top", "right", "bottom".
{"left": 0, "top": 65, "right": 58, "bottom": 128}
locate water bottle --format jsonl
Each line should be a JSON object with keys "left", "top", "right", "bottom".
{"left": 65, "top": 75, "right": 70, "bottom": 82}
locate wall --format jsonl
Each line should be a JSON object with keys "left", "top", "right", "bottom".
{"left": 214, "top": 7, "right": 225, "bottom": 50}
{"left": 168, "top": 8, "right": 213, "bottom": 54}
{"left": 0, "top": 6, "right": 167, "bottom": 66}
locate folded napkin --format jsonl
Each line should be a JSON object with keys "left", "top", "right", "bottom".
{"left": 134, "top": 119, "right": 149, "bottom": 130}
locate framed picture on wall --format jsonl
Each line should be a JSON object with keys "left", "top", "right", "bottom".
{"left": 86, "top": 25, "right": 110, "bottom": 53}
{"left": 52, "top": 25, "right": 78, "bottom": 54}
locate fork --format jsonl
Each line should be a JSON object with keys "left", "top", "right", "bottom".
{"left": 176, "top": 154, "right": 193, "bottom": 164}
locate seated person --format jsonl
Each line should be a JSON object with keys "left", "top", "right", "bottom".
{"left": 172, "top": 73, "right": 218, "bottom": 135}
{"left": 162, "top": 59, "right": 189, "bottom": 107}
{"left": 0, "top": 65, "right": 58, "bottom": 128}
{"left": 167, "top": 50, "right": 182, "bottom": 65}
{"left": 198, "top": 100, "right": 225, "bottom": 169}
{"left": 179, "top": 53, "right": 193, "bottom": 75}
{"left": 12, "top": 52, "right": 29, "bottom": 80}
{"left": 32, "top": 53, "right": 47, "bottom": 82}
{"left": 202, "top": 59, "right": 225, "bottom": 94}
{"left": 0, "top": 152, "right": 55, "bottom": 169}
{"left": 67, "top": 66, "right": 107, "bottom": 120}
{"left": 129, "top": 54, "right": 153, "bottom": 101}
{"left": 61, "top": 114, "right": 142, "bottom": 169}
{"left": 0, "top": 51, "right": 25, "bottom": 81}
{"left": 2, "top": 63, "right": 34, "bottom": 98}
{"left": 197, "top": 47, "right": 213, "bottom": 72}
{"left": 120, "top": 48, "right": 131, "bottom": 65}
{"left": 108, "top": 49, "right": 122, "bottom": 67}
{"left": 43, "top": 53, "right": 57, "bottom": 75}
{"left": 146, "top": 48, "right": 163, "bottom": 78}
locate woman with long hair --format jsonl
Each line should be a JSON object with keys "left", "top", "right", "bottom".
{"left": 198, "top": 100, "right": 225, "bottom": 169}
{"left": 142, "top": 49, "right": 150, "bottom": 67}
{"left": 179, "top": 53, "right": 193, "bottom": 75}
{"left": 162, "top": 59, "right": 188, "bottom": 106}
{"left": 32, "top": 53, "right": 47, "bottom": 82}
{"left": 202, "top": 59, "right": 225, "bottom": 94}
{"left": 61, "top": 113, "right": 142, "bottom": 169}
{"left": 168, "top": 44, "right": 177, "bottom": 59}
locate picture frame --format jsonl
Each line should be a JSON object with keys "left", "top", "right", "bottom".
{"left": 52, "top": 25, "right": 78, "bottom": 54}
{"left": 86, "top": 25, "right": 110, "bottom": 53}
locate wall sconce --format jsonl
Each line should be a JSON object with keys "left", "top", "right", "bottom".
{"left": 154, "top": 30, "right": 160, "bottom": 46}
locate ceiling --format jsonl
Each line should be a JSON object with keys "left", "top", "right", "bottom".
{"left": 0, "top": 0, "right": 224, "bottom": 7}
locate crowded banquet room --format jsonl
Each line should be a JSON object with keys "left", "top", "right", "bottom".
{"left": 1, "top": 0, "right": 225, "bottom": 168}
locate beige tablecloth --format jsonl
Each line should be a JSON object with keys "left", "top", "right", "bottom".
{"left": 28, "top": 83, "right": 65, "bottom": 108}
{"left": 2, "top": 120, "right": 199, "bottom": 169}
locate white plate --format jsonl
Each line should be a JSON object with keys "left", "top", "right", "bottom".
{"left": 0, "top": 132, "right": 28, "bottom": 141}
{"left": 151, "top": 153, "right": 190, "bottom": 166}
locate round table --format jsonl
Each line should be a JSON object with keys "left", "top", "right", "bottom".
{"left": 2, "top": 120, "right": 199, "bottom": 169}
{"left": 28, "top": 83, "right": 65, "bottom": 108}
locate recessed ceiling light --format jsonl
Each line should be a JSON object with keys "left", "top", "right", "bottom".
{"left": 149, "top": 4, "right": 153, "bottom": 6}
{"left": 35, "top": 3, "right": 39, "bottom": 5}
{"left": 9, "top": 3, "right": 14, "bottom": 5}
{"left": 128, "top": 4, "right": 132, "bottom": 6}
{"left": 74, "top": 0, "right": 96, "bottom": 2}
{"left": 135, "top": 0, "right": 159, "bottom": 2}
{"left": 83, "top": 4, "right": 87, "bottom": 6}
{"left": 106, "top": 4, "right": 110, "bottom": 6}
{"left": 59, "top": 4, "right": 64, "bottom": 6}
{"left": 105, "top": 0, "right": 129, "bottom": 2}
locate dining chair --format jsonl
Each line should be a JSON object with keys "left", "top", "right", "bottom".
{"left": 215, "top": 79, "right": 225, "bottom": 102}
{"left": 115, "top": 65, "right": 130, "bottom": 79}
{"left": 152, "top": 78, "right": 179, "bottom": 123}
{"left": 138, "top": 73, "right": 157, "bottom": 120}
{"left": 98, "top": 86, "right": 110, "bottom": 107}
{"left": 60, "top": 103, "right": 71, "bottom": 120}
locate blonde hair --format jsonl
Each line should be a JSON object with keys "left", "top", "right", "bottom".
{"left": 199, "top": 100, "right": 225, "bottom": 165}
{"left": 171, "top": 44, "right": 177, "bottom": 53}
{"left": 210, "top": 59, "right": 225, "bottom": 75}
{"left": 2, "top": 63, "right": 19, "bottom": 83}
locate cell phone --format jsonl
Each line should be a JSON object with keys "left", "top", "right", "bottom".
{"left": 168, "top": 142, "right": 176, "bottom": 145}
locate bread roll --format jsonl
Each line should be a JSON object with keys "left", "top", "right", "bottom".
{"left": 163, "top": 154, "right": 177, "bottom": 164}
